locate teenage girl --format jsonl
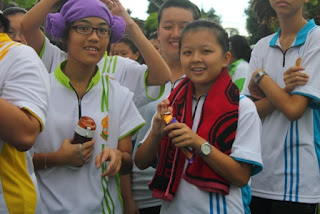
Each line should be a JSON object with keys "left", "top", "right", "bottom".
{"left": 242, "top": 0, "right": 320, "bottom": 213}
{"left": 135, "top": 19, "right": 263, "bottom": 214}
{"left": 123, "top": 1, "right": 201, "bottom": 213}
{"left": 30, "top": 0, "right": 146, "bottom": 213}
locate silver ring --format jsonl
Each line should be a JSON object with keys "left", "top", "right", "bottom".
{"left": 79, "top": 144, "right": 85, "bottom": 164}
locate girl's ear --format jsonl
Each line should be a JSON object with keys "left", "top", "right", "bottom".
{"left": 132, "top": 51, "right": 140, "bottom": 61}
{"left": 223, "top": 51, "right": 231, "bottom": 67}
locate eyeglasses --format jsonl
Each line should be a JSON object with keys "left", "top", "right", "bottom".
{"left": 72, "top": 25, "right": 112, "bottom": 38}
{"left": 7, "top": 31, "right": 24, "bottom": 38}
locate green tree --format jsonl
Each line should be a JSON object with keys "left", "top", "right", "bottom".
{"left": 304, "top": 0, "right": 320, "bottom": 24}
{"left": 143, "top": 12, "right": 158, "bottom": 37}
{"left": 201, "top": 7, "right": 221, "bottom": 24}
{"left": 245, "top": 6, "right": 274, "bottom": 45}
{"left": 2, "top": 0, "right": 37, "bottom": 8}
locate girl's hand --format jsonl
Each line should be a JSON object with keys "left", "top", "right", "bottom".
{"left": 248, "top": 69, "right": 266, "bottom": 100}
{"left": 283, "top": 66, "right": 308, "bottom": 93}
{"left": 102, "top": 0, "right": 132, "bottom": 24}
{"left": 164, "top": 122, "right": 205, "bottom": 151}
{"left": 56, "top": 139, "right": 95, "bottom": 166}
{"left": 95, "top": 147, "right": 123, "bottom": 177}
{"left": 151, "top": 99, "right": 172, "bottom": 137}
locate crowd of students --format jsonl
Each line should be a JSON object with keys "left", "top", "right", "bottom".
{"left": 0, "top": 0, "right": 320, "bottom": 213}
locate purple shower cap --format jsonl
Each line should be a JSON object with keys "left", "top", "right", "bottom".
{"left": 46, "top": 0, "right": 125, "bottom": 44}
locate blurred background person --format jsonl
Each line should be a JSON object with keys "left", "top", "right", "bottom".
{"left": 149, "top": 31, "right": 160, "bottom": 54}
{"left": 228, "top": 35, "right": 251, "bottom": 92}
{"left": 3, "top": 6, "right": 27, "bottom": 44}
{"left": 113, "top": 35, "right": 145, "bottom": 64}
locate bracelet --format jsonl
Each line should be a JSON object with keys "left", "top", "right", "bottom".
{"left": 44, "top": 153, "right": 48, "bottom": 169}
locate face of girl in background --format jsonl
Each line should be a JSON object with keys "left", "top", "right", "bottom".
{"left": 269, "top": 0, "right": 307, "bottom": 18}
{"left": 149, "top": 38, "right": 160, "bottom": 54}
{"left": 113, "top": 41, "right": 139, "bottom": 61}
{"left": 7, "top": 13, "right": 27, "bottom": 44}
{"left": 67, "top": 17, "right": 110, "bottom": 67}
{"left": 179, "top": 29, "right": 230, "bottom": 90}
{"left": 158, "top": 7, "right": 194, "bottom": 60}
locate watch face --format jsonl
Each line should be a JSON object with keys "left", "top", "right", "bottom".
{"left": 202, "top": 143, "right": 211, "bottom": 155}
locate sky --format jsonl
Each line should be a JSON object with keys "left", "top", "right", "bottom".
{"left": 121, "top": 0, "right": 250, "bottom": 36}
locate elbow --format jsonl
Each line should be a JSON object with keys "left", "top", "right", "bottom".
{"left": 120, "top": 161, "right": 133, "bottom": 175}
{"left": 11, "top": 132, "right": 38, "bottom": 152}
{"left": 233, "top": 176, "right": 250, "bottom": 188}
{"left": 283, "top": 107, "right": 304, "bottom": 121}
{"left": 134, "top": 154, "right": 150, "bottom": 170}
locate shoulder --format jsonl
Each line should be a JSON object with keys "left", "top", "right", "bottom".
{"left": 6, "top": 42, "right": 38, "bottom": 57}
{"left": 239, "top": 95, "right": 257, "bottom": 116}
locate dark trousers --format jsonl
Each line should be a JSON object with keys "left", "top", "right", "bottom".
{"left": 250, "top": 196, "right": 318, "bottom": 214}
{"left": 139, "top": 205, "right": 161, "bottom": 214}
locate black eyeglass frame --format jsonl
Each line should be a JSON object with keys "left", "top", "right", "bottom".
{"left": 72, "top": 25, "right": 112, "bottom": 38}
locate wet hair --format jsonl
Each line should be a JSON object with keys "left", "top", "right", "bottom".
{"left": 251, "top": 0, "right": 276, "bottom": 24}
{"left": 115, "top": 35, "right": 145, "bottom": 64}
{"left": 0, "top": 12, "right": 10, "bottom": 33}
{"left": 229, "top": 35, "right": 251, "bottom": 62}
{"left": 157, "top": 0, "right": 201, "bottom": 24}
{"left": 149, "top": 31, "right": 158, "bottom": 40}
{"left": 3, "top": 7, "right": 27, "bottom": 17}
{"left": 179, "top": 19, "right": 230, "bottom": 54}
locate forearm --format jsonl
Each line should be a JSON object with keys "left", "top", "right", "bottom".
{"left": 258, "top": 75, "right": 308, "bottom": 120}
{"left": 134, "top": 130, "right": 161, "bottom": 170}
{"left": 125, "top": 21, "right": 171, "bottom": 86}
{"left": 202, "top": 147, "right": 252, "bottom": 187}
{"left": 120, "top": 173, "right": 133, "bottom": 202}
{"left": 0, "top": 98, "right": 40, "bottom": 151}
{"left": 21, "top": 0, "right": 59, "bottom": 54}
{"left": 33, "top": 152, "right": 62, "bottom": 170}
{"left": 253, "top": 97, "right": 276, "bottom": 118}
{"left": 119, "top": 151, "right": 133, "bottom": 175}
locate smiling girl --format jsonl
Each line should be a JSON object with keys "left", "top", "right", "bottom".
{"left": 29, "top": 0, "right": 146, "bottom": 213}
{"left": 135, "top": 19, "right": 263, "bottom": 214}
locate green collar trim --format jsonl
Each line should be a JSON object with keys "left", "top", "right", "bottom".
{"left": 54, "top": 61, "right": 101, "bottom": 92}
{"left": 229, "top": 58, "right": 244, "bottom": 77}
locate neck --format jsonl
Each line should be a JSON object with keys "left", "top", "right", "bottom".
{"left": 63, "top": 60, "right": 97, "bottom": 98}
{"left": 164, "top": 54, "right": 184, "bottom": 83}
{"left": 278, "top": 14, "right": 307, "bottom": 37}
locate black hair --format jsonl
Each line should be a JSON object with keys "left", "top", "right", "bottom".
{"left": 117, "top": 35, "right": 139, "bottom": 55}
{"left": 3, "top": 7, "right": 27, "bottom": 17}
{"left": 251, "top": 0, "right": 277, "bottom": 24}
{"left": 0, "top": 13, "right": 10, "bottom": 33}
{"left": 157, "top": 0, "right": 201, "bottom": 24}
{"left": 115, "top": 35, "right": 145, "bottom": 64}
{"left": 149, "top": 31, "right": 158, "bottom": 40}
{"left": 229, "top": 35, "right": 251, "bottom": 62}
{"left": 179, "top": 19, "right": 230, "bottom": 54}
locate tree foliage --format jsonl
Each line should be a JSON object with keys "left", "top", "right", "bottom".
{"left": 143, "top": 12, "right": 158, "bottom": 38}
{"left": 2, "top": 0, "right": 37, "bottom": 9}
{"left": 245, "top": 0, "right": 319, "bottom": 45}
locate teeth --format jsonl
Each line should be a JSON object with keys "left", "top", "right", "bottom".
{"left": 85, "top": 47, "right": 98, "bottom": 51}
{"left": 192, "top": 68, "right": 204, "bottom": 71}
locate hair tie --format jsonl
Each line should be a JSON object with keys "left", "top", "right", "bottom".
{"left": 109, "top": 15, "right": 126, "bottom": 44}
{"left": 46, "top": 13, "right": 67, "bottom": 39}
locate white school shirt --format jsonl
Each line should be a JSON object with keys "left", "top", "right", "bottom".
{"left": 0, "top": 34, "right": 50, "bottom": 214}
{"left": 132, "top": 76, "right": 185, "bottom": 209}
{"left": 159, "top": 94, "right": 263, "bottom": 214}
{"left": 41, "top": 36, "right": 164, "bottom": 108}
{"left": 33, "top": 63, "right": 145, "bottom": 214}
{"left": 242, "top": 19, "right": 320, "bottom": 203}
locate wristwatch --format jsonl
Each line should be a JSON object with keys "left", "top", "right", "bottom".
{"left": 253, "top": 70, "right": 268, "bottom": 84}
{"left": 198, "top": 142, "right": 212, "bottom": 157}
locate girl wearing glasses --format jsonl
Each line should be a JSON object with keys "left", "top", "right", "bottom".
{"left": 21, "top": 0, "right": 171, "bottom": 109}
{"left": 26, "top": 0, "right": 146, "bottom": 213}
